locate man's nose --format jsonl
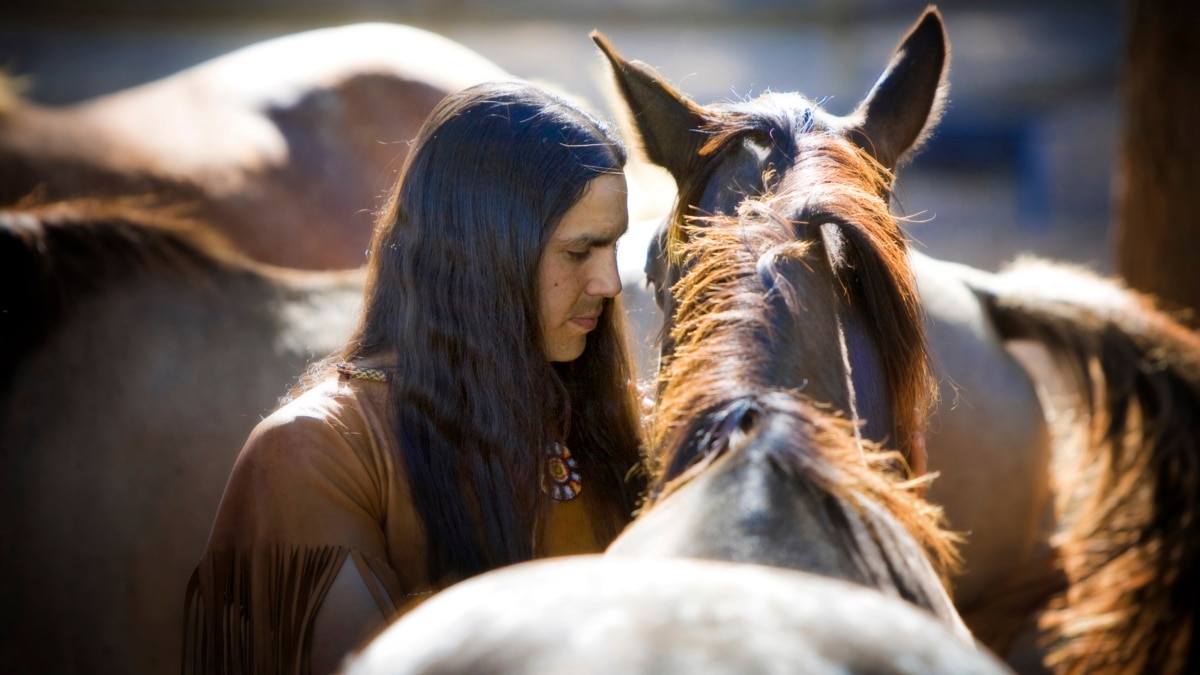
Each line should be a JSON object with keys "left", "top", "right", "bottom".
{"left": 588, "top": 248, "right": 622, "bottom": 298}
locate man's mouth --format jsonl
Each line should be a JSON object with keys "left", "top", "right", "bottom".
{"left": 571, "top": 313, "right": 600, "bottom": 331}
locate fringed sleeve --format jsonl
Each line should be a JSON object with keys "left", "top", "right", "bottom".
{"left": 182, "top": 379, "right": 419, "bottom": 674}
{"left": 182, "top": 546, "right": 404, "bottom": 674}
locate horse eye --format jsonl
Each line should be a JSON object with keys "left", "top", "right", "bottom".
{"left": 643, "top": 259, "right": 669, "bottom": 310}
{"left": 645, "top": 266, "right": 666, "bottom": 308}
{"left": 652, "top": 284, "right": 668, "bottom": 311}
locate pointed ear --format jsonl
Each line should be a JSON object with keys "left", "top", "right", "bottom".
{"left": 590, "top": 31, "right": 710, "bottom": 182}
{"left": 849, "top": 6, "right": 949, "bottom": 169}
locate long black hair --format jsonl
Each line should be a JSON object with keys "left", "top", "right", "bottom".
{"left": 342, "top": 80, "right": 645, "bottom": 583}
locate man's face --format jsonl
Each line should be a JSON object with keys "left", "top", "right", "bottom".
{"left": 537, "top": 173, "right": 628, "bottom": 362}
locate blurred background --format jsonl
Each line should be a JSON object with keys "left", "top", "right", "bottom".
{"left": 0, "top": 0, "right": 1126, "bottom": 373}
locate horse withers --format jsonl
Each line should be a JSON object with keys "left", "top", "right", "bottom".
{"left": 595, "top": 7, "right": 1200, "bottom": 673}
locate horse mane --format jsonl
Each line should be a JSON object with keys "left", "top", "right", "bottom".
{"left": 1, "top": 197, "right": 251, "bottom": 387}
{"left": 649, "top": 183, "right": 958, "bottom": 587}
{"left": 660, "top": 112, "right": 936, "bottom": 468}
{"left": 980, "top": 256, "right": 1200, "bottom": 673}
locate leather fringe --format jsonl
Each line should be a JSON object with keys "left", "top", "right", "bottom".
{"left": 182, "top": 545, "right": 399, "bottom": 675}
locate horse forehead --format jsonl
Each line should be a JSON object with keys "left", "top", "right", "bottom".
{"left": 699, "top": 94, "right": 844, "bottom": 203}
{"left": 719, "top": 92, "right": 843, "bottom": 137}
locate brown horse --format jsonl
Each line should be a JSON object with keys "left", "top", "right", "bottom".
{"left": 595, "top": 7, "right": 1200, "bottom": 674}
{"left": 0, "top": 199, "right": 363, "bottom": 673}
{"left": 0, "top": 23, "right": 512, "bottom": 270}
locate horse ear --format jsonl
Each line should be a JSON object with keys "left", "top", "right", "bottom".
{"left": 849, "top": 6, "right": 949, "bottom": 169}
{"left": 590, "top": 31, "right": 710, "bottom": 182}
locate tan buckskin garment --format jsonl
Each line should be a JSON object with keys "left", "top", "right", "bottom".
{"left": 182, "top": 372, "right": 622, "bottom": 674}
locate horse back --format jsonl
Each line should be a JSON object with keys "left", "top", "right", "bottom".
{"left": 0, "top": 23, "right": 514, "bottom": 269}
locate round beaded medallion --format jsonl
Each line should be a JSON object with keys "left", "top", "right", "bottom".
{"left": 545, "top": 443, "right": 581, "bottom": 502}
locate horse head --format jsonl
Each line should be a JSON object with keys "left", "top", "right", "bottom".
{"left": 594, "top": 8, "right": 946, "bottom": 470}
{"left": 606, "top": 183, "right": 963, "bottom": 634}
